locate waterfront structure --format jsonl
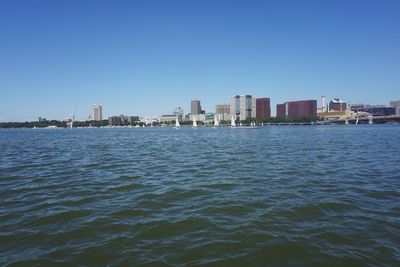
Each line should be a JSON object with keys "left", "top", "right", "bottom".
{"left": 365, "top": 106, "right": 395, "bottom": 116}
{"left": 276, "top": 100, "right": 317, "bottom": 119}
{"left": 230, "top": 95, "right": 256, "bottom": 121}
{"left": 215, "top": 104, "right": 230, "bottom": 121}
{"left": 390, "top": 100, "right": 400, "bottom": 115}
{"left": 256, "top": 98, "right": 271, "bottom": 119}
{"left": 92, "top": 104, "right": 103, "bottom": 121}
{"left": 351, "top": 104, "right": 396, "bottom": 116}
{"left": 108, "top": 115, "right": 139, "bottom": 125}
{"left": 159, "top": 114, "right": 179, "bottom": 123}
{"left": 108, "top": 116, "right": 123, "bottom": 126}
{"left": 191, "top": 100, "right": 202, "bottom": 115}
{"left": 328, "top": 98, "right": 347, "bottom": 112}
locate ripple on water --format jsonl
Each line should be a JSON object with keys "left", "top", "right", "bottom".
{"left": 1, "top": 126, "right": 400, "bottom": 266}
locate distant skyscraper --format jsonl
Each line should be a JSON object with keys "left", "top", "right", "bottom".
{"left": 230, "top": 95, "right": 256, "bottom": 120}
{"left": 276, "top": 100, "right": 317, "bottom": 119}
{"left": 92, "top": 104, "right": 103, "bottom": 121}
{"left": 256, "top": 98, "right": 271, "bottom": 119}
{"left": 191, "top": 100, "right": 202, "bottom": 115}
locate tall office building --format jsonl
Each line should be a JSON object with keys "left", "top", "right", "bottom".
{"left": 230, "top": 95, "right": 256, "bottom": 120}
{"left": 215, "top": 104, "right": 230, "bottom": 121}
{"left": 256, "top": 98, "right": 271, "bottom": 119}
{"left": 92, "top": 104, "right": 103, "bottom": 121}
{"left": 276, "top": 100, "right": 317, "bottom": 119}
{"left": 191, "top": 100, "right": 202, "bottom": 115}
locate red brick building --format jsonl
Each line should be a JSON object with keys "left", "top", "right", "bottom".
{"left": 276, "top": 100, "right": 317, "bottom": 118}
{"left": 256, "top": 98, "right": 271, "bottom": 119}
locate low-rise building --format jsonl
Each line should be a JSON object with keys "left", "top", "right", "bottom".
{"left": 159, "top": 115, "right": 178, "bottom": 123}
{"left": 108, "top": 115, "right": 139, "bottom": 125}
{"left": 276, "top": 100, "right": 317, "bottom": 119}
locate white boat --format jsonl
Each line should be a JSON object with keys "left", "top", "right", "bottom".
{"left": 192, "top": 118, "right": 197, "bottom": 128}
{"left": 214, "top": 116, "right": 219, "bottom": 127}
{"left": 239, "top": 122, "right": 243, "bottom": 127}
{"left": 231, "top": 116, "right": 236, "bottom": 128}
{"left": 175, "top": 117, "right": 181, "bottom": 128}
{"left": 261, "top": 122, "right": 264, "bottom": 127}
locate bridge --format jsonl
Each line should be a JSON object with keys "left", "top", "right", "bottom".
{"left": 336, "top": 115, "right": 400, "bottom": 124}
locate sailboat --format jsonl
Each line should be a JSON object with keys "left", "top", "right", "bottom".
{"left": 192, "top": 117, "right": 198, "bottom": 128}
{"left": 214, "top": 116, "right": 219, "bottom": 128}
{"left": 231, "top": 115, "right": 236, "bottom": 128}
{"left": 175, "top": 116, "right": 181, "bottom": 128}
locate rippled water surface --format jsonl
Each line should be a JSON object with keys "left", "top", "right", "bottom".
{"left": 1, "top": 126, "right": 400, "bottom": 266}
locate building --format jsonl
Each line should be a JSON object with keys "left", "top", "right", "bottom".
{"left": 390, "top": 100, "right": 400, "bottom": 115}
{"left": 189, "top": 114, "right": 206, "bottom": 122}
{"left": 108, "top": 115, "right": 139, "bottom": 125}
{"left": 191, "top": 100, "right": 202, "bottom": 115}
{"left": 276, "top": 104, "right": 286, "bottom": 118}
{"left": 328, "top": 98, "right": 347, "bottom": 112}
{"left": 365, "top": 106, "right": 395, "bottom": 116}
{"left": 215, "top": 104, "right": 230, "bottom": 121}
{"left": 159, "top": 114, "right": 179, "bottom": 123}
{"left": 276, "top": 100, "right": 317, "bottom": 119}
{"left": 123, "top": 115, "right": 139, "bottom": 123}
{"left": 318, "top": 110, "right": 354, "bottom": 121}
{"left": 92, "top": 104, "right": 103, "bottom": 121}
{"left": 351, "top": 104, "right": 396, "bottom": 116}
{"left": 172, "top": 107, "right": 184, "bottom": 119}
{"left": 108, "top": 116, "right": 123, "bottom": 126}
{"left": 230, "top": 95, "right": 256, "bottom": 121}
{"left": 256, "top": 98, "right": 271, "bottom": 119}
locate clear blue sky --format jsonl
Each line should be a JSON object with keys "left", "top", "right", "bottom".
{"left": 0, "top": 0, "right": 399, "bottom": 121}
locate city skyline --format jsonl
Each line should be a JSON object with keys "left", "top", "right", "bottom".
{"left": 1, "top": 0, "right": 400, "bottom": 121}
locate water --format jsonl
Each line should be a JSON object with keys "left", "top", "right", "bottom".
{"left": 1, "top": 125, "right": 399, "bottom": 266}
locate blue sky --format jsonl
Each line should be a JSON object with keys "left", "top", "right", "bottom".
{"left": 0, "top": 0, "right": 399, "bottom": 121}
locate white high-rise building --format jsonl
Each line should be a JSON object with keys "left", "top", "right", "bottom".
{"left": 230, "top": 95, "right": 256, "bottom": 121}
{"left": 92, "top": 104, "right": 103, "bottom": 121}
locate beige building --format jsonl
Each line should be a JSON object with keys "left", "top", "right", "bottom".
{"left": 317, "top": 110, "right": 354, "bottom": 121}
{"left": 215, "top": 104, "right": 230, "bottom": 121}
{"left": 92, "top": 104, "right": 103, "bottom": 121}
